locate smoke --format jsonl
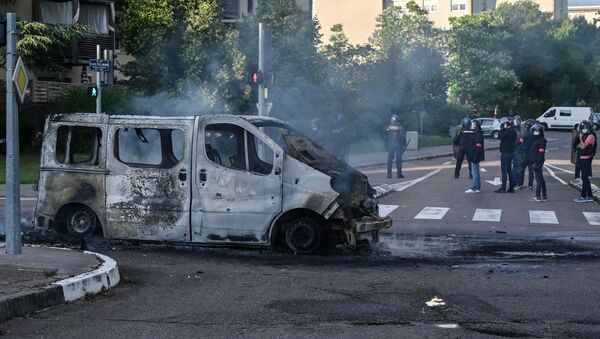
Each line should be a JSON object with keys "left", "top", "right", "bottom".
{"left": 130, "top": 84, "right": 226, "bottom": 117}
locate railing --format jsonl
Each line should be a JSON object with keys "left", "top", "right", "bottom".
{"left": 50, "top": 33, "right": 115, "bottom": 65}
{"left": 32, "top": 81, "right": 77, "bottom": 103}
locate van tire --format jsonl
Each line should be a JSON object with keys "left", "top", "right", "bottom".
{"left": 65, "top": 205, "right": 97, "bottom": 238}
{"left": 284, "top": 217, "right": 323, "bottom": 254}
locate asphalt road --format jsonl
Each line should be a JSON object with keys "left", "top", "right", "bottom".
{"left": 3, "top": 130, "right": 600, "bottom": 338}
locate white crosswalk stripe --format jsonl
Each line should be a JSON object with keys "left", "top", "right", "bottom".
{"left": 529, "top": 210, "right": 559, "bottom": 224}
{"left": 583, "top": 212, "right": 600, "bottom": 226}
{"left": 379, "top": 205, "right": 399, "bottom": 218}
{"left": 415, "top": 207, "right": 450, "bottom": 220}
{"left": 472, "top": 209, "right": 502, "bottom": 222}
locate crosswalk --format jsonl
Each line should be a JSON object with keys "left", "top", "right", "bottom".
{"left": 379, "top": 205, "right": 600, "bottom": 226}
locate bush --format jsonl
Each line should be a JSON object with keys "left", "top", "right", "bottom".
{"left": 51, "top": 85, "right": 134, "bottom": 115}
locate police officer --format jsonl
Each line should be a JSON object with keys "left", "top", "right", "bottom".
{"left": 466, "top": 119, "right": 485, "bottom": 193}
{"left": 512, "top": 115, "right": 523, "bottom": 185}
{"left": 453, "top": 118, "right": 473, "bottom": 179}
{"left": 310, "top": 117, "right": 324, "bottom": 147}
{"left": 516, "top": 119, "right": 536, "bottom": 190}
{"left": 385, "top": 114, "right": 407, "bottom": 179}
{"left": 330, "top": 113, "right": 350, "bottom": 162}
{"left": 575, "top": 120, "right": 597, "bottom": 202}
{"left": 530, "top": 123, "right": 548, "bottom": 201}
{"left": 496, "top": 117, "right": 517, "bottom": 193}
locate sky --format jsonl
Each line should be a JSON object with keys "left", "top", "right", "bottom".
{"left": 569, "top": 0, "right": 600, "bottom": 6}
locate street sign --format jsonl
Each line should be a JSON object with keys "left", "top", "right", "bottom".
{"left": 89, "top": 59, "right": 110, "bottom": 72}
{"left": 12, "top": 56, "right": 29, "bottom": 104}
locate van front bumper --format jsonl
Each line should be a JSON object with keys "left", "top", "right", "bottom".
{"left": 344, "top": 216, "right": 392, "bottom": 248}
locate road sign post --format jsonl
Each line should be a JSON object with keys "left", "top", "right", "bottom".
{"left": 257, "top": 23, "right": 273, "bottom": 116}
{"left": 5, "top": 13, "right": 21, "bottom": 255}
{"left": 95, "top": 45, "right": 101, "bottom": 114}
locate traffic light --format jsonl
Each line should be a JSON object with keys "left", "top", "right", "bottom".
{"left": 87, "top": 86, "right": 98, "bottom": 98}
{"left": 247, "top": 71, "right": 263, "bottom": 85}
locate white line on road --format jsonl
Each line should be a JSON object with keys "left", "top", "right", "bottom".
{"left": 480, "top": 168, "right": 487, "bottom": 173}
{"left": 544, "top": 165, "right": 567, "bottom": 185}
{"left": 0, "top": 197, "right": 37, "bottom": 201}
{"left": 379, "top": 204, "right": 399, "bottom": 218}
{"left": 544, "top": 163, "right": 575, "bottom": 175}
{"left": 389, "top": 168, "right": 443, "bottom": 192}
{"left": 415, "top": 207, "right": 450, "bottom": 220}
{"left": 472, "top": 209, "right": 502, "bottom": 222}
{"left": 442, "top": 161, "right": 452, "bottom": 165}
{"left": 485, "top": 177, "right": 502, "bottom": 186}
{"left": 583, "top": 212, "right": 600, "bottom": 226}
{"left": 529, "top": 210, "right": 559, "bottom": 224}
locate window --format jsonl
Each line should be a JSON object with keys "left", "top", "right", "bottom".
{"left": 205, "top": 124, "right": 274, "bottom": 175}
{"left": 221, "top": 0, "right": 240, "bottom": 20}
{"left": 424, "top": 0, "right": 438, "bottom": 12}
{"left": 39, "top": 0, "right": 74, "bottom": 25}
{"left": 559, "top": 110, "right": 572, "bottom": 117}
{"left": 55, "top": 126, "right": 102, "bottom": 165}
{"left": 115, "top": 128, "right": 185, "bottom": 168}
{"left": 79, "top": 4, "right": 109, "bottom": 34}
{"left": 451, "top": 0, "right": 467, "bottom": 11}
{"left": 544, "top": 109, "right": 556, "bottom": 118}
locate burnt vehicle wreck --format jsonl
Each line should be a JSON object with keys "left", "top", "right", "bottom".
{"left": 34, "top": 113, "right": 391, "bottom": 253}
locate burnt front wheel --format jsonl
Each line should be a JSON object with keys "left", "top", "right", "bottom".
{"left": 284, "top": 218, "right": 323, "bottom": 254}
{"left": 66, "top": 206, "right": 97, "bottom": 238}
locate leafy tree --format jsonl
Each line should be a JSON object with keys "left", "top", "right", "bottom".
{"left": 119, "top": 0, "right": 249, "bottom": 114}
{"left": 0, "top": 21, "right": 94, "bottom": 77}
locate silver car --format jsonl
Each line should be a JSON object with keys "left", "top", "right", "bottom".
{"left": 475, "top": 118, "right": 502, "bottom": 139}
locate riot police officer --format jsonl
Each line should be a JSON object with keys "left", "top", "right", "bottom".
{"left": 330, "top": 113, "right": 350, "bottom": 162}
{"left": 512, "top": 115, "right": 523, "bottom": 184}
{"left": 385, "top": 114, "right": 407, "bottom": 179}
{"left": 310, "top": 117, "right": 325, "bottom": 147}
{"left": 453, "top": 118, "right": 473, "bottom": 179}
{"left": 496, "top": 117, "right": 517, "bottom": 193}
{"left": 575, "top": 120, "right": 597, "bottom": 202}
{"left": 516, "top": 119, "right": 536, "bottom": 190}
{"left": 530, "top": 123, "right": 548, "bottom": 201}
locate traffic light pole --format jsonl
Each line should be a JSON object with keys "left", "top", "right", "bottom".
{"left": 258, "top": 23, "right": 265, "bottom": 116}
{"left": 5, "top": 13, "right": 21, "bottom": 255}
{"left": 96, "top": 45, "right": 101, "bottom": 114}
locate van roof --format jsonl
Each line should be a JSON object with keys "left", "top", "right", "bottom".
{"left": 48, "top": 113, "right": 288, "bottom": 125}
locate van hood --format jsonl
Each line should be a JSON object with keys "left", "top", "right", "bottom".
{"left": 282, "top": 135, "right": 376, "bottom": 212}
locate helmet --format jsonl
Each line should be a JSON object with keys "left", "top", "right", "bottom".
{"left": 513, "top": 115, "right": 522, "bottom": 127}
{"left": 525, "top": 119, "right": 536, "bottom": 131}
{"left": 532, "top": 123, "right": 544, "bottom": 136}
{"left": 580, "top": 120, "right": 592, "bottom": 134}
{"left": 499, "top": 117, "right": 513, "bottom": 128}
{"left": 471, "top": 119, "right": 481, "bottom": 130}
{"left": 390, "top": 114, "right": 400, "bottom": 125}
{"left": 461, "top": 117, "right": 472, "bottom": 129}
{"left": 311, "top": 117, "right": 321, "bottom": 129}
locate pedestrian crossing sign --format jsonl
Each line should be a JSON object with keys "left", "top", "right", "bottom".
{"left": 12, "top": 56, "right": 29, "bottom": 104}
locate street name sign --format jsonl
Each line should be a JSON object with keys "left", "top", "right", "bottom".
{"left": 89, "top": 59, "right": 110, "bottom": 72}
{"left": 12, "top": 56, "right": 29, "bottom": 104}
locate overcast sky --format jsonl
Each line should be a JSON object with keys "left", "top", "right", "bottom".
{"left": 569, "top": 0, "right": 600, "bottom": 6}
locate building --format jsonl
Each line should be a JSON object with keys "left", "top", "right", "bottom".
{"left": 568, "top": 0, "right": 600, "bottom": 26}
{"left": 496, "top": 0, "right": 568, "bottom": 20}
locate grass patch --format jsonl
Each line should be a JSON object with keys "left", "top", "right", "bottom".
{"left": 0, "top": 153, "right": 41, "bottom": 184}
{"left": 351, "top": 135, "right": 451, "bottom": 155}
{"left": 418, "top": 135, "right": 452, "bottom": 148}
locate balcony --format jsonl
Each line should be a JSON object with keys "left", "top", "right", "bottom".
{"left": 49, "top": 32, "right": 114, "bottom": 65}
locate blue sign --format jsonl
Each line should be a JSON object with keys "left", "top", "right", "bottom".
{"left": 89, "top": 59, "right": 110, "bottom": 72}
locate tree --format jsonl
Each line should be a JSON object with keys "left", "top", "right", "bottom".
{"left": 119, "top": 0, "right": 249, "bottom": 114}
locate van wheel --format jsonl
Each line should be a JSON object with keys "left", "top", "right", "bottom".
{"left": 284, "top": 217, "right": 323, "bottom": 254}
{"left": 66, "top": 206, "right": 97, "bottom": 238}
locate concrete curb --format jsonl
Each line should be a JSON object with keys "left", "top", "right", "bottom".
{"left": 0, "top": 250, "right": 120, "bottom": 321}
{"left": 569, "top": 178, "right": 600, "bottom": 202}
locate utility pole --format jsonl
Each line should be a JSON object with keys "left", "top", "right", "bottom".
{"left": 258, "top": 23, "right": 265, "bottom": 116}
{"left": 96, "top": 44, "right": 102, "bottom": 114}
{"left": 5, "top": 13, "right": 21, "bottom": 255}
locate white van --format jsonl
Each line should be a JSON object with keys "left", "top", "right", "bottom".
{"left": 34, "top": 113, "right": 391, "bottom": 253}
{"left": 537, "top": 107, "right": 592, "bottom": 130}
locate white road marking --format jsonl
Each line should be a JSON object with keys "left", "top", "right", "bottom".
{"left": 389, "top": 168, "right": 443, "bottom": 192}
{"left": 485, "top": 177, "right": 502, "bottom": 186}
{"left": 379, "top": 204, "right": 399, "bottom": 218}
{"left": 543, "top": 165, "right": 567, "bottom": 185}
{"left": 583, "top": 212, "right": 600, "bottom": 226}
{"left": 472, "top": 209, "right": 502, "bottom": 222}
{"left": 544, "top": 163, "right": 575, "bottom": 175}
{"left": 529, "top": 210, "right": 559, "bottom": 224}
{"left": 443, "top": 161, "right": 452, "bottom": 165}
{"left": 0, "top": 197, "right": 37, "bottom": 201}
{"left": 415, "top": 207, "right": 450, "bottom": 220}
{"left": 480, "top": 168, "right": 487, "bottom": 173}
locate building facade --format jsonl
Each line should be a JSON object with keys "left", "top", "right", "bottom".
{"left": 496, "top": 0, "right": 568, "bottom": 20}
{"left": 568, "top": 5, "right": 600, "bottom": 26}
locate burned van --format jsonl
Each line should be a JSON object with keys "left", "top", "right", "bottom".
{"left": 34, "top": 113, "right": 391, "bottom": 253}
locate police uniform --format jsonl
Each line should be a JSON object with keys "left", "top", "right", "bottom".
{"left": 385, "top": 121, "right": 407, "bottom": 179}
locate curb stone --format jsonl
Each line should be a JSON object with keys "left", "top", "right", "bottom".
{"left": 0, "top": 250, "right": 120, "bottom": 321}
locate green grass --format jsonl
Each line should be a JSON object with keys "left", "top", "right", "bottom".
{"left": 351, "top": 135, "right": 452, "bottom": 155}
{"left": 0, "top": 153, "right": 41, "bottom": 185}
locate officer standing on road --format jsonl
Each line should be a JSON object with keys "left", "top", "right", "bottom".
{"left": 330, "top": 113, "right": 351, "bottom": 162}
{"left": 529, "top": 124, "right": 548, "bottom": 201}
{"left": 453, "top": 118, "right": 473, "bottom": 179}
{"left": 465, "top": 119, "right": 485, "bottom": 193}
{"left": 512, "top": 116, "right": 523, "bottom": 184}
{"left": 516, "top": 119, "right": 536, "bottom": 190}
{"left": 385, "top": 114, "right": 407, "bottom": 179}
{"left": 575, "top": 120, "right": 597, "bottom": 202}
{"left": 310, "top": 117, "right": 324, "bottom": 147}
{"left": 496, "top": 117, "right": 517, "bottom": 193}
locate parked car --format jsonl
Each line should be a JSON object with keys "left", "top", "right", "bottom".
{"left": 449, "top": 118, "right": 501, "bottom": 139}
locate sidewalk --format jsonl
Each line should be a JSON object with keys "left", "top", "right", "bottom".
{"left": 0, "top": 245, "right": 120, "bottom": 321}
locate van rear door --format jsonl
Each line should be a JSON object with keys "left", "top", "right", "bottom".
{"left": 105, "top": 118, "right": 194, "bottom": 241}
{"left": 191, "top": 116, "right": 283, "bottom": 245}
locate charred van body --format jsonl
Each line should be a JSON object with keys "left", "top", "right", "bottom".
{"left": 34, "top": 113, "right": 391, "bottom": 253}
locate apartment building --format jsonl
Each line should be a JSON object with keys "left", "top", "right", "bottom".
{"left": 496, "top": 0, "right": 568, "bottom": 19}
{"left": 568, "top": 0, "right": 600, "bottom": 26}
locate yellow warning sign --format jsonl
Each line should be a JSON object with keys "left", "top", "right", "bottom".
{"left": 12, "top": 56, "right": 29, "bottom": 104}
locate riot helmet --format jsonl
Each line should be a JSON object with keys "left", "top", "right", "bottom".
{"left": 580, "top": 120, "right": 592, "bottom": 135}
{"left": 311, "top": 117, "right": 321, "bottom": 130}
{"left": 513, "top": 115, "right": 522, "bottom": 128}
{"left": 499, "top": 117, "right": 513, "bottom": 129}
{"left": 461, "top": 117, "right": 472, "bottom": 129}
{"left": 524, "top": 119, "right": 536, "bottom": 131}
{"left": 532, "top": 123, "right": 544, "bottom": 137}
{"left": 471, "top": 119, "right": 481, "bottom": 130}
{"left": 390, "top": 114, "right": 400, "bottom": 126}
